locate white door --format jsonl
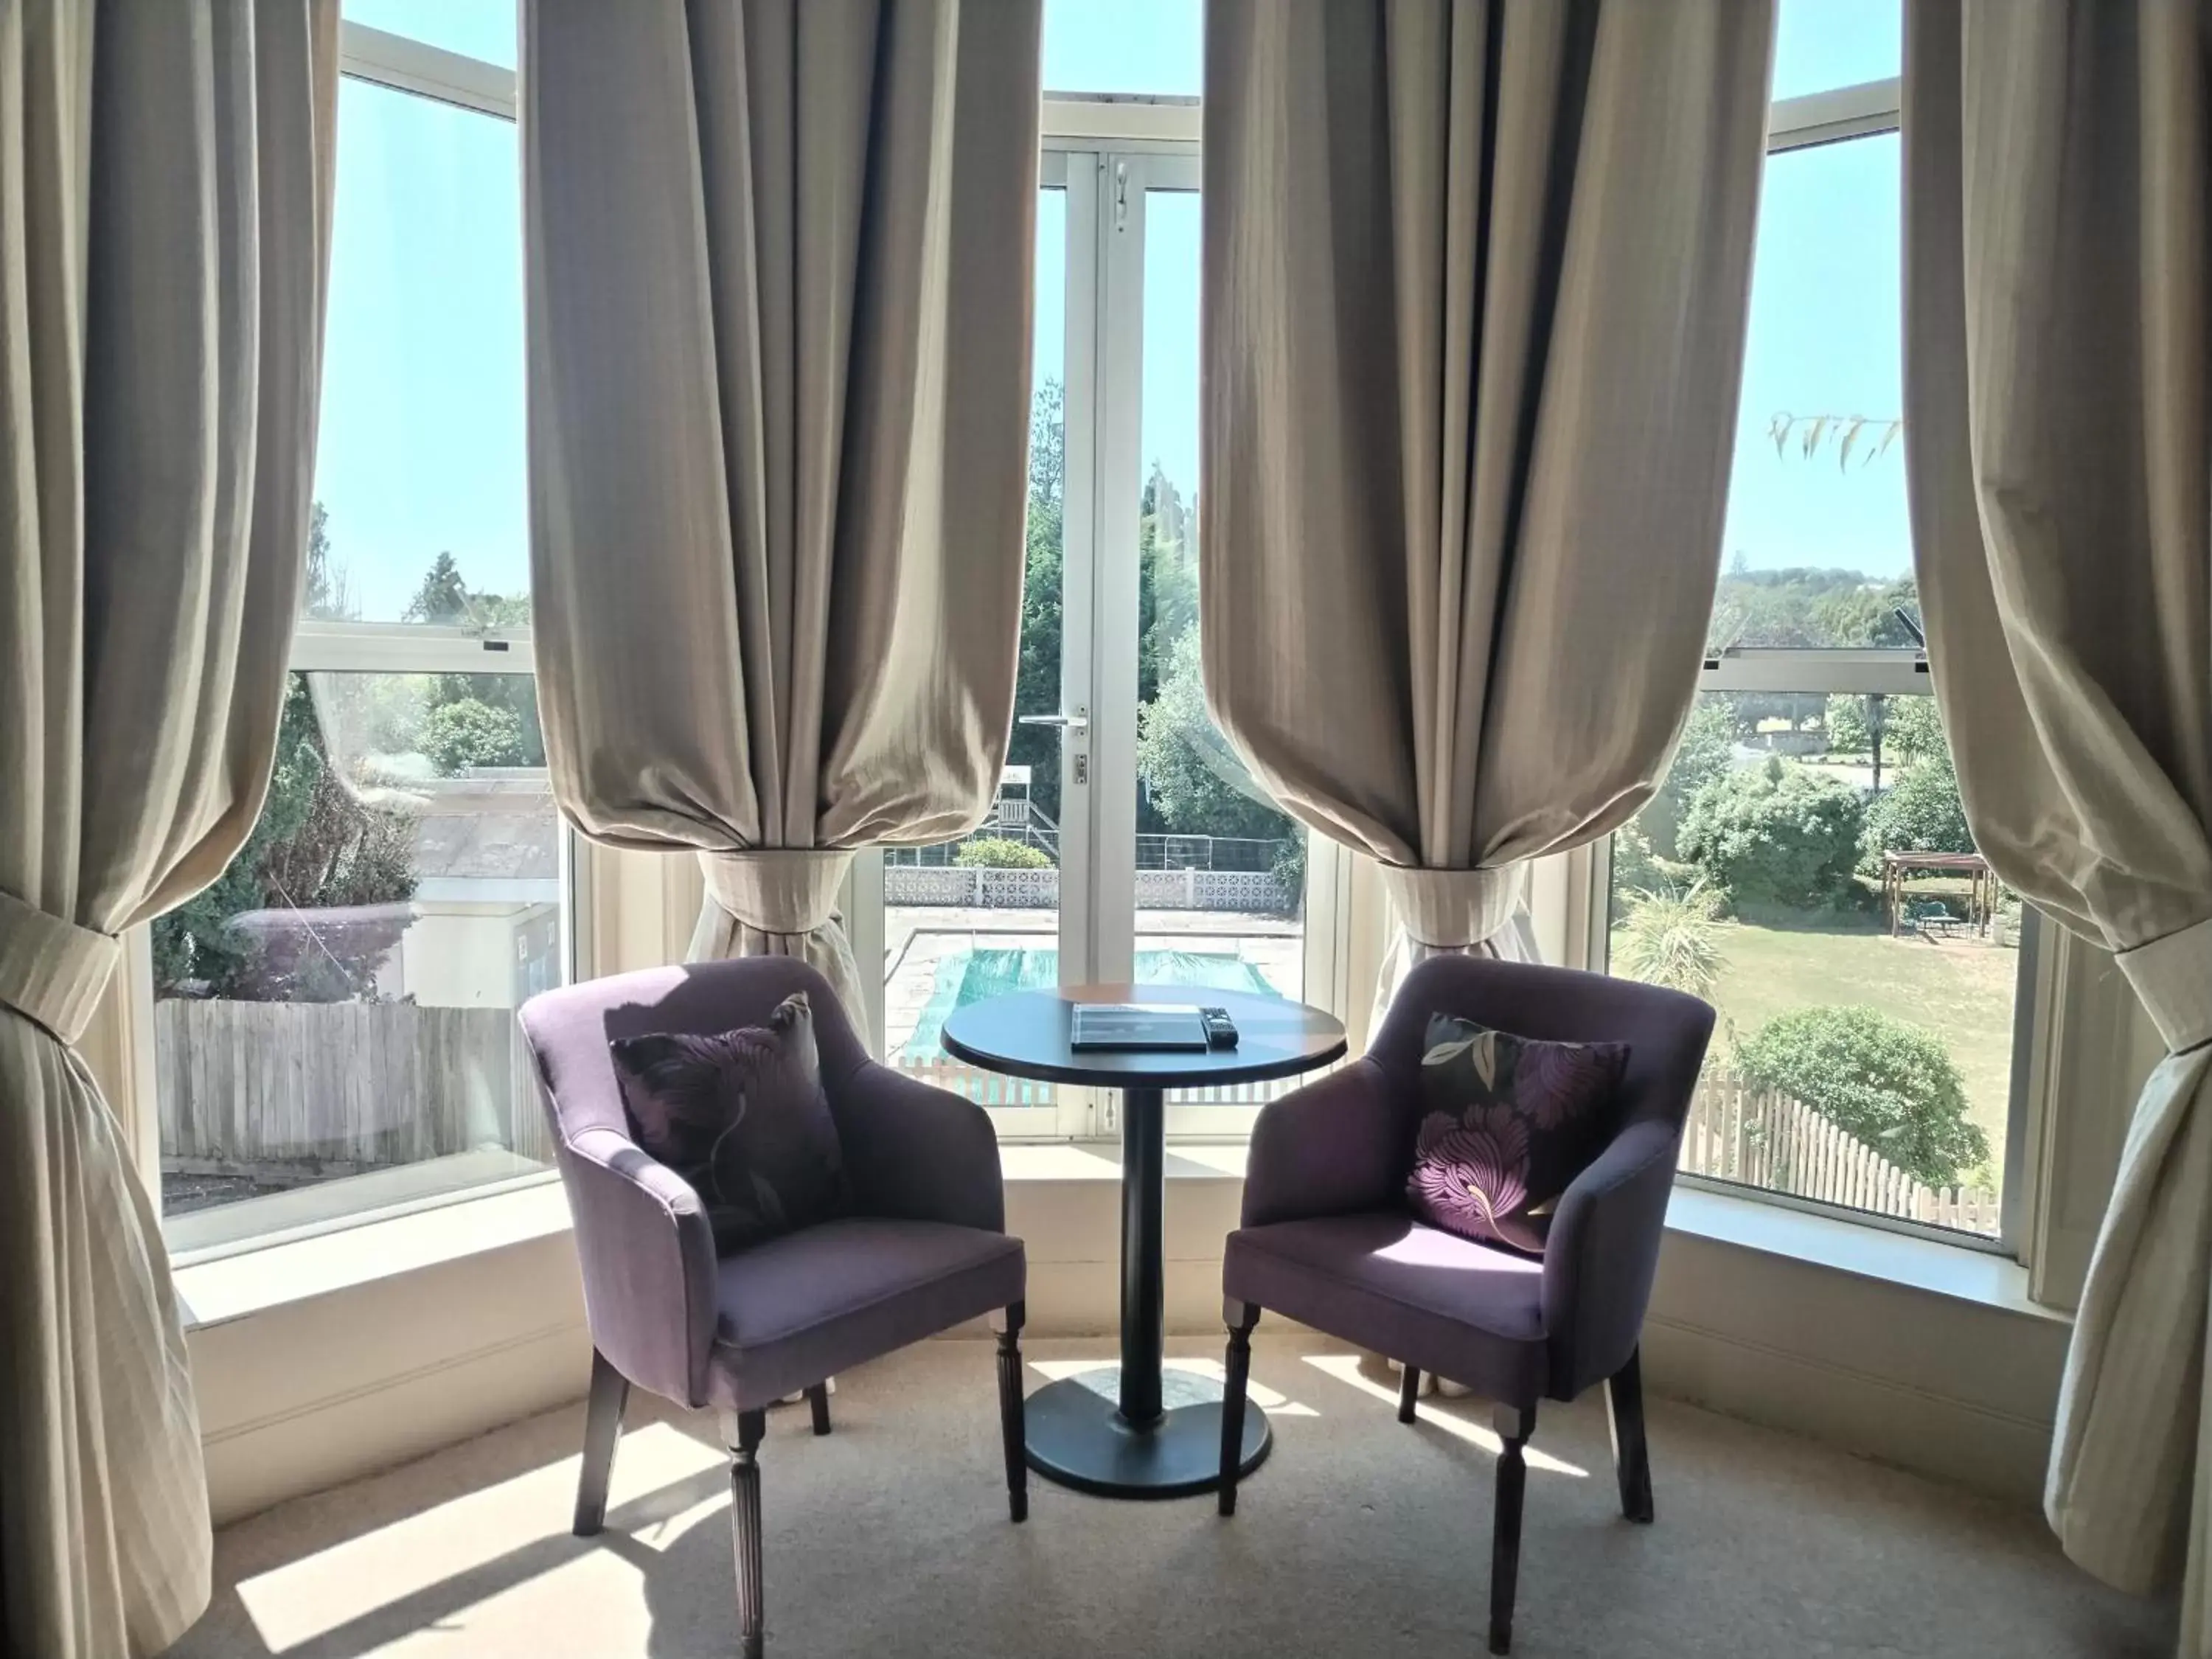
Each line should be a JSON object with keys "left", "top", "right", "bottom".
{"left": 860, "top": 145, "right": 1336, "bottom": 1141}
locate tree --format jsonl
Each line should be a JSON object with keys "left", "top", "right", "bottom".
{"left": 1135, "top": 630, "right": 1296, "bottom": 843}
{"left": 1137, "top": 462, "right": 1197, "bottom": 712}
{"left": 303, "top": 501, "right": 357, "bottom": 621}
{"left": 1677, "top": 756, "right": 1865, "bottom": 911}
{"left": 404, "top": 552, "right": 473, "bottom": 625}
{"left": 1862, "top": 744, "right": 1973, "bottom": 863}
{"left": 1736, "top": 1004, "right": 1989, "bottom": 1188}
{"left": 1006, "top": 380, "right": 1066, "bottom": 828}
{"left": 1643, "top": 698, "right": 1736, "bottom": 859}
{"left": 152, "top": 675, "right": 417, "bottom": 1001}
{"left": 1823, "top": 692, "right": 1872, "bottom": 756}
{"left": 403, "top": 551, "right": 531, "bottom": 630}
{"left": 1884, "top": 695, "right": 1947, "bottom": 768}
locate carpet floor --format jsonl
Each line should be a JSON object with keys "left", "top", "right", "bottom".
{"left": 171, "top": 1335, "right": 2173, "bottom": 1659}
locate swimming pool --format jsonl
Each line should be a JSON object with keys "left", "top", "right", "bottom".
{"left": 899, "top": 945, "right": 1282, "bottom": 1062}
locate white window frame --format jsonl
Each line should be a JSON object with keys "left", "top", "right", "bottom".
{"left": 140, "top": 21, "right": 578, "bottom": 1262}
{"left": 1580, "top": 72, "right": 2045, "bottom": 1256}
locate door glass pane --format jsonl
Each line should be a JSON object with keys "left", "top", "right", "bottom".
{"left": 1605, "top": 690, "right": 2017, "bottom": 1237}
{"left": 1135, "top": 187, "right": 1307, "bottom": 1114}
{"left": 883, "top": 188, "right": 1067, "bottom": 1116}
{"left": 156, "top": 671, "right": 561, "bottom": 1252}
{"left": 312, "top": 76, "right": 526, "bottom": 624}
{"left": 1714, "top": 134, "right": 1912, "bottom": 649}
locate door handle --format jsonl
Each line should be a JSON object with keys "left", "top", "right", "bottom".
{"left": 1017, "top": 710, "right": 1090, "bottom": 735}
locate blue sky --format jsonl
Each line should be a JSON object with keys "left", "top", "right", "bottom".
{"left": 316, "top": 0, "right": 1908, "bottom": 621}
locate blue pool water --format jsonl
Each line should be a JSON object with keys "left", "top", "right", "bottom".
{"left": 901, "top": 946, "right": 1281, "bottom": 1062}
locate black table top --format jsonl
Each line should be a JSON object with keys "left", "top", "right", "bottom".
{"left": 940, "top": 983, "right": 1346, "bottom": 1091}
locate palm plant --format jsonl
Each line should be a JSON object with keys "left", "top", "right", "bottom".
{"left": 1612, "top": 880, "right": 1728, "bottom": 1005}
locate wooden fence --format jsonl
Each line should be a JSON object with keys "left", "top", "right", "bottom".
{"left": 156, "top": 999, "right": 557, "bottom": 1178}
{"left": 1681, "top": 1069, "right": 2000, "bottom": 1234}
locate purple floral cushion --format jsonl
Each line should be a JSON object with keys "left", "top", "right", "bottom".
{"left": 609, "top": 990, "right": 850, "bottom": 1253}
{"left": 1405, "top": 1013, "right": 1629, "bottom": 1254}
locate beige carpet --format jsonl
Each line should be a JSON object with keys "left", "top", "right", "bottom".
{"left": 170, "top": 1335, "right": 2171, "bottom": 1659}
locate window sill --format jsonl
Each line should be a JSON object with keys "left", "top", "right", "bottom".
{"left": 1660, "top": 1185, "right": 2062, "bottom": 1325}
{"left": 175, "top": 1140, "right": 2051, "bottom": 1336}
{"left": 175, "top": 1179, "right": 572, "bottom": 1333}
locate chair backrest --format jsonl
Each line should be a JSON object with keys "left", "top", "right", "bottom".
{"left": 518, "top": 956, "right": 872, "bottom": 1148}
{"left": 1366, "top": 953, "right": 1715, "bottom": 1180}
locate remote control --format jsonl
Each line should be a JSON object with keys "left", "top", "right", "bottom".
{"left": 1200, "top": 1006, "right": 1239, "bottom": 1048}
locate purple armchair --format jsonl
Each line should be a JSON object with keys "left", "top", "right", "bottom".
{"left": 1214, "top": 955, "right": 1714, "bottom": 1655}
{"left": 518, "top": 958, "right": 1027, "bottom": 1659}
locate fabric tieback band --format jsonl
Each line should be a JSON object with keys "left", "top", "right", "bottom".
{"left": 1380, "top": 863, "right": 1529, "bottom": 952}
{"left": 700, "top": 849, "right": 855, "bottom": 937}
{"left": 0, "top": 888, "right": 121, "bottom": 1048}
{"left": 2116, "top": 915, "right": 2212, "bottom": 1056}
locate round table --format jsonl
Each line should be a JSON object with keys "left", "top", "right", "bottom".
{"left": 942, "top": 983, "right": 1346, "bottom": 1499}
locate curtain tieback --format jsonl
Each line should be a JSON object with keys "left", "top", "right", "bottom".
{"left": 700, "top": 849, "right": 853, "bottom": 936}
{"left": 2116, "top": 914, "right": 2212, "bottom": 1055}
{"left": 1379, "top": 863, "right": 1528, "bottom": 950}
{"left": 0, "top": 887, "right": 121, "bottom": 1046}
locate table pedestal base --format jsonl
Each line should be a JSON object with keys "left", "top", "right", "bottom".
{"left": 1023, "top": 1370, "right": 1270, "bottom": 1499}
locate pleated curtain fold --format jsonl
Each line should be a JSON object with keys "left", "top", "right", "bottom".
{"left": 1200, "top": 0, "right": 1774, "bottom": 1018}
{"left": 1902, "top": 1, "right": 2212, "bottom": 1638}
{"left": 521, "top": 0, "right": 1043, "bottom": 1038}
{"left": 0, "top": 5, "right": 338, "bottom": 1654}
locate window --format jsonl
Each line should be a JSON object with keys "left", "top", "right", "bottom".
{"left": 153, "top": 8, "right": 555, "bottom": 1256}
{"left": 1599, "top": 15, "right": 2026, "bottom": 1245}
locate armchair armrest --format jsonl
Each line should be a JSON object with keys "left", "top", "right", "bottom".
{"left": 831, "top": 1062, "right": 1006, "bottom": 1233}
{"left": 1542, "top": 1117, "right": 1680, "bottom": 1399}
{"left": 1242, "top": 1058, "right": 1404, "bottom": 1228}
{"left": 561, "top": 1126, "right": 720, "bottom": 1408}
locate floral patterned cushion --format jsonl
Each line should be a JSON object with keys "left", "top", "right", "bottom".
{"left": 1405, "top": 1013, "right": 1630, "bottom": 1254}
{"left": 610, "top": 990, "right": 852, "bottom": 1253}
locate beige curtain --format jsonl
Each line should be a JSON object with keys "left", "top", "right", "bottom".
{"left": 1904, "top": 1, "right": 2212, "bottom": 1635}
{"left": 0, "top": 5, "right": 337, "bottom": 1655}
{"left": 523, "top": 0, "right": 1041, "bottom": 1036}
{"left": 1201, "top": 0, "right": 1773, "bottom": 1018}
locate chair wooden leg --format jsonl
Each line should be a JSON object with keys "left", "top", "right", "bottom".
{"left": 572, "top": 1349, "right": 629, "bottom": 1536}
{"left": 992, "top": 1301, "right": 1029, "bottom": 1523}
{"left": 723, "top": 1408, "right": 768, "bottom": 1659}
{"left": 1217, "top": 1298, "right": 1260, "bottom": 1517}
{"left": 1606, "top": 1345, "right": 1655, "bottom": 1523}
{"left": 1397, "top": 1362, "right": 1422, "bottom": 1423}
{"left": 1489, "top": 1402, "right": 1535, "bottom": 1656}
{"left": 805, "top": 1382, "right": 832, "bottom": 1438}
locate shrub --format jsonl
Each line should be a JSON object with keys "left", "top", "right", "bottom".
{"left": 1641, "top": 698, "right": 1736, "bottom": 858}
{"left": 420, "top": 697, "right": 526, "bottom": 775}
{"left": 1612, "top": 881, "right": 1726, "bottom": 1004}
{"left": 1268, "top": 833, "right": 1307, "bottom": 916}
{"left": 1676, "top": 756, "right": 1865, "bottom": 910}
{"left": 953, "top": 837, "right": 1052, "bottom": 869}
{"left": 1610, "top": 820, "right": 1709, "bottom": 922}
{"left": 1736, "top": 1005, "right": 1989, "bottom": 1188}
{"left": 1862, "top": 747, "right": 1973, "bottom": 866}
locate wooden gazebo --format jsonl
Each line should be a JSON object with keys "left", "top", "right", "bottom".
{"left": 1882, "top": 849, "right": 1994, "bottom": 937}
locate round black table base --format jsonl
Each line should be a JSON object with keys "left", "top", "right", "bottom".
{"left": 1023, "top": 1373, "right": 1270, "bottom": 1499}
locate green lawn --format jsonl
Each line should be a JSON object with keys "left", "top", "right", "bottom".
{"left": 1612, "top": 914, "right": 2021, "bottom": 1183}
